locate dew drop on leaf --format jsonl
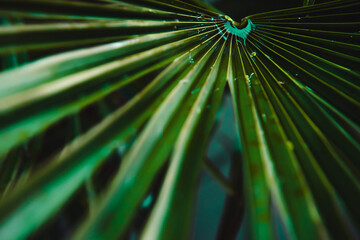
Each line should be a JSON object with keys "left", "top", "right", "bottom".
{"left": 141, "top": 194, "right": 153, "bottom": 208}
{"left": 191, "top": 88, "right": 200, "bottom": 94}
{"left": 262, "top": 113, "right": 267, "bottom": 121}
{"left": 189, "top": 53, "right": 194, "bottom": 63}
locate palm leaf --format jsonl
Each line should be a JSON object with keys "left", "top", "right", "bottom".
{"left": 0, "top": 0, "right": 359, "bottom": 239}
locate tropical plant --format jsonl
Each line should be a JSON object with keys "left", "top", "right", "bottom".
{"left": 0, "top": 0, "right": 359, "bottom": 239}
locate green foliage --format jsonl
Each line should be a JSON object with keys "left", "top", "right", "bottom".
{"left": 0, "top": 0, "right": 359, "bottom": 239}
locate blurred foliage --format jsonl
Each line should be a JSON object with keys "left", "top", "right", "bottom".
{"left": 0, "top": 0, "right": 359, "bottom": 239}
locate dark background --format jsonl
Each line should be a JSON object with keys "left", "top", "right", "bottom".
{"left": 204, "top": 0, "right": 328, "bottom": 21}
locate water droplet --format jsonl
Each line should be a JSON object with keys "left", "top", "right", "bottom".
{"left": 279, "top": 81, "right": 285, "bottom": 85}
{"left": 305, "top": 86, "right": 314, "bottom": 93}
{"left": 197, "top": 107, "right": 201, "bottom": 113}
{"left": 234, "top": 78, "right": 237, "bottom": 81}
{"left": 189, "top": 53, "right": 194, "bottom": 63}
{"left": 141, "top": 194, "right": 153, "bottom": 208}
{"left": 191, "top": 88, "right": 200, "bottom": 94}
{"left": 262, "top": 113, "right": 267, "bottom": 121}
{"left": 295, "top": 73, "right": 299, "bottom": 76}
{"left": 250, "top": 52, "right": 257, "bottom": 57}
{"left": 117, "top": 145, "right": 126, "bottom": 155}
{"left": 174, "top": 19, "right": 179, "bottom": 22}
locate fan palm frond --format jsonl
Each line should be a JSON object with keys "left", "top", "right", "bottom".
{"left": 0, "top": 0, "right": 359, "bottom": 239}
